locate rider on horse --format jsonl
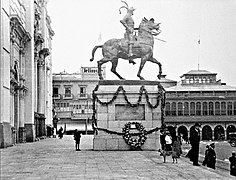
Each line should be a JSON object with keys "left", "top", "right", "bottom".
{"left": 119, "top": 1, "right": 136, "bottom": 65}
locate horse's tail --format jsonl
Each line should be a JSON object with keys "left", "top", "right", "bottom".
{"left": 90, "top": 45, "right": 103, "bottom": 62}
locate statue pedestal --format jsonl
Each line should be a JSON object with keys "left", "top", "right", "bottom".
{"left": 93, "top": 80, "right": 164, "bottom": 151}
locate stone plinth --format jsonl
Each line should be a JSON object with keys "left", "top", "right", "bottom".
{"left": 93, "top": 80, "right": 164, "bottom": 150}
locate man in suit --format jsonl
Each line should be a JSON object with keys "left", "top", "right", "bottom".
{"left": 74, "top": 129, "right": 82, "bottom": 151}
{"left": 189, "top": 122, "right": 201, "bottom": 166}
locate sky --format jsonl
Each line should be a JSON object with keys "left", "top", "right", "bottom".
{"left": 47, "top": 0, "right": 236, "bottom": 86}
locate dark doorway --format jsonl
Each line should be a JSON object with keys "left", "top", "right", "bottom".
{"left": 202, "top": 125, "right": 212, "bottom": 140}
{"left": 177, "top": 126, "right": 188, "bottom": 142}
{"left": 214, "top": 125, "right": 225, "bottom": 140}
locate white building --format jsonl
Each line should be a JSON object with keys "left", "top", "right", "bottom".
{"left": 0, "top": 0, "right": 54, "bottom": 147}
{"left": 52, "top": 66, "right": 106, "bottom": 134}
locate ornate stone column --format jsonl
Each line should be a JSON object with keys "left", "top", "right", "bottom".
{"left": 38, "top": 48, "right": 49, "bottom": 113}
{"left": 19, "top": 86, "right": 27, "bottom": 143}
{"left": 37, "top": 48, "right": 49, "bottom": 136}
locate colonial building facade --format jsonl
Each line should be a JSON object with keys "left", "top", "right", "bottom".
{"left": 0, "top": 0, "right": 54, "bottom": 147}
{"left": 52, "top": 67, "right": 106, "bottom": 134}
{"left": 164, "top": 70, "right": 236, "bottom": 141}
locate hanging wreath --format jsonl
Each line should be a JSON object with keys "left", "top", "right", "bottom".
{"left": 122, "top": 122, "right": 147, "bottom": 148}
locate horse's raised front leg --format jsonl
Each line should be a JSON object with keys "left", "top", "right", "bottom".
{"left": 147, "top": 57, "right": 162, "bottom": 79}
{"left": 97, "top": 58, "right": 110, "bottom": 80}
{"left": 111, "top": 58, "right": 125, "bottom": 80}
{"left": 137, "top": 56, "right": 147, "bottom": 80}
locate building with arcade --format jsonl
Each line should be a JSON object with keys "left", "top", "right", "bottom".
{"left": 164, "top": 70, "right": 236, "bottom": 141}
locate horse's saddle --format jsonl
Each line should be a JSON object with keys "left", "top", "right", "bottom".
{"left": 120, "top": 37, "right": 140, "bottom": 50}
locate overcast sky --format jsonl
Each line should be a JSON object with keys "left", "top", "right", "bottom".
{"left": 47, "top": 0, "right": 236, "bottom": 86}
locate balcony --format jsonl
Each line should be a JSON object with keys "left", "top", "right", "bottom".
{"left": 78, "top": 93, "right": 88, "bottom": 99}
{"left": 53, "top": 94, "right": 61, "bottom": 100}
{"left": 63, "top": 94, "right": 73, "bottom": 100}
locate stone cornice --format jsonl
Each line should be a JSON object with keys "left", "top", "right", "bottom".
{"left": 10, "top": 16, "right": 32, "bottom": 47}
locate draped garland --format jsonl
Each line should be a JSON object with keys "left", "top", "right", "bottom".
{"left": 91, "top": 83, "right": 166, "bottom": 148}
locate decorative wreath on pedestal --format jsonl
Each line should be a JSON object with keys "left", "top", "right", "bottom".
{"left": 122, "top": 122, "right": 147, "bottom": 148}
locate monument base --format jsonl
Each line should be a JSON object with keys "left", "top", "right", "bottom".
{"left": 93, "top": 80, "right": 165, "bottom": 151}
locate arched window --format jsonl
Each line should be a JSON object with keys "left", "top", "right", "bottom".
{"left": 184, "top": 102, "right": 189, "bottom": 116}
{"left": 203, "top": 102, "right": 208, "bottom": 115}
{"left": 215, "top": 102, "right": 220, "bottom": 115}
{"left": 196, "top": 102, "right": 201, "bottom": 116}
{"left": 165, "top": 102, "right": 171, "bottom": 116}
{"left": 209, "top": 102, "right": 214, "bottom": 115}
{"left": 227, "top": 102, "right": 233, "bottom": 115}
{"left": 171, "top": 102, "right": 176, "bottom": 116}
{"left": 234, "top": 102, "right": 236, "bottom": 115}
{"left": 178, "top": 102, "right": 183, "bottom": 116}
{"left": 221, "top": 102, "right": 226, "bottom": 115}
{"left": 190, "top": 102, "right": 195, "bottom": 116}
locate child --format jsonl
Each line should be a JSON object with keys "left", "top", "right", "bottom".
{"left": 202, "top": 144, "right": 209, "bottom": 166}
{"left": 207, "top": 143, "right": 216, "bottom": 169}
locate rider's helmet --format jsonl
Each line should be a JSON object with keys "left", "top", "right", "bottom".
{"left": 150, "top": 18, "right": 155, "bottom": 23}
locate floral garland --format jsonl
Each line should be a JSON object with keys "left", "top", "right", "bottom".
{"left": 92, "top": 84, "right": 165, "bottom": 127}
{"left": 122, "top": 122, "right": 147, "bottom": 148}
{"left": 93, "top": 85, "right": 163, "bottom": 108}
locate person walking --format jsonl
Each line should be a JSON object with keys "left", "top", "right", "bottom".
{"left": 202, "top": 144, "right": 210, "bottom": 166}
{"left": 165, "top": 131, "right": 172, "bottom": 151}
{"left": 229, "top": 151, "right": 236, "bottom": 176}
{"left": 160, "top": 129, "right": 166, "bottom": 150}
{"left": 172, "top": 135, "right": 182, "bottom": 158}
{"left": 189, "top": 122, "right": 201, "bottom": 166}
{"left": 58, "top": 127, "right": 63, "bottom": 139}
{"left": 52, "top": 127, "right": 56, "bottom": 138}
{"left": 206, "top": 143, "right": 216, "bottom": 169}
{"left": 74, "top": 129, "right": 81, "bottom": 151}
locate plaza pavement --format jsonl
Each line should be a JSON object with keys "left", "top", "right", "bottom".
{"left": 0, "top": 135, "right": 234, "bottom": 180}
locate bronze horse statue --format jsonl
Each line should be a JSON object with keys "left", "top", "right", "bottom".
{"left": 90, "top": 18, "right": 162, "bottom": 80}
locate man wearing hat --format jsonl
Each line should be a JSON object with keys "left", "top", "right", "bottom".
{"left": 229, "top": 151, "right": 236, "bottom": 176}
{"left": 189, "top": 122, "right": 201, "bottom": 166}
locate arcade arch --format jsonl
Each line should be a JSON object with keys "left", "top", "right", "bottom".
{"left": 177, "top": 125, "right": 188, "bottom": 142}
{"left": 214, "top": 125, "right": 224, "bottom": 140}
{"left": 202, "top": 125, "right": 212, "bottom": 140}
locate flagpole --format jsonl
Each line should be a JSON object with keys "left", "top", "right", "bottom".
{"left": 198, "top": 35, "right": 200, "bottom": 71}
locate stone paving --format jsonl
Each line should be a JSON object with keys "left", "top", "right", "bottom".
{"left": 0, "top": 135, "right": 234, "bottom": 180}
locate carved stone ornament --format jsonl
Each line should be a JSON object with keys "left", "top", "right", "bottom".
{"left": 37, "top": 48, "right": 50, "bottom": 66}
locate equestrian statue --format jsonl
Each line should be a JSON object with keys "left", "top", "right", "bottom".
{"left": 90, "top": 1, "right": 162, "bottom": 80}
